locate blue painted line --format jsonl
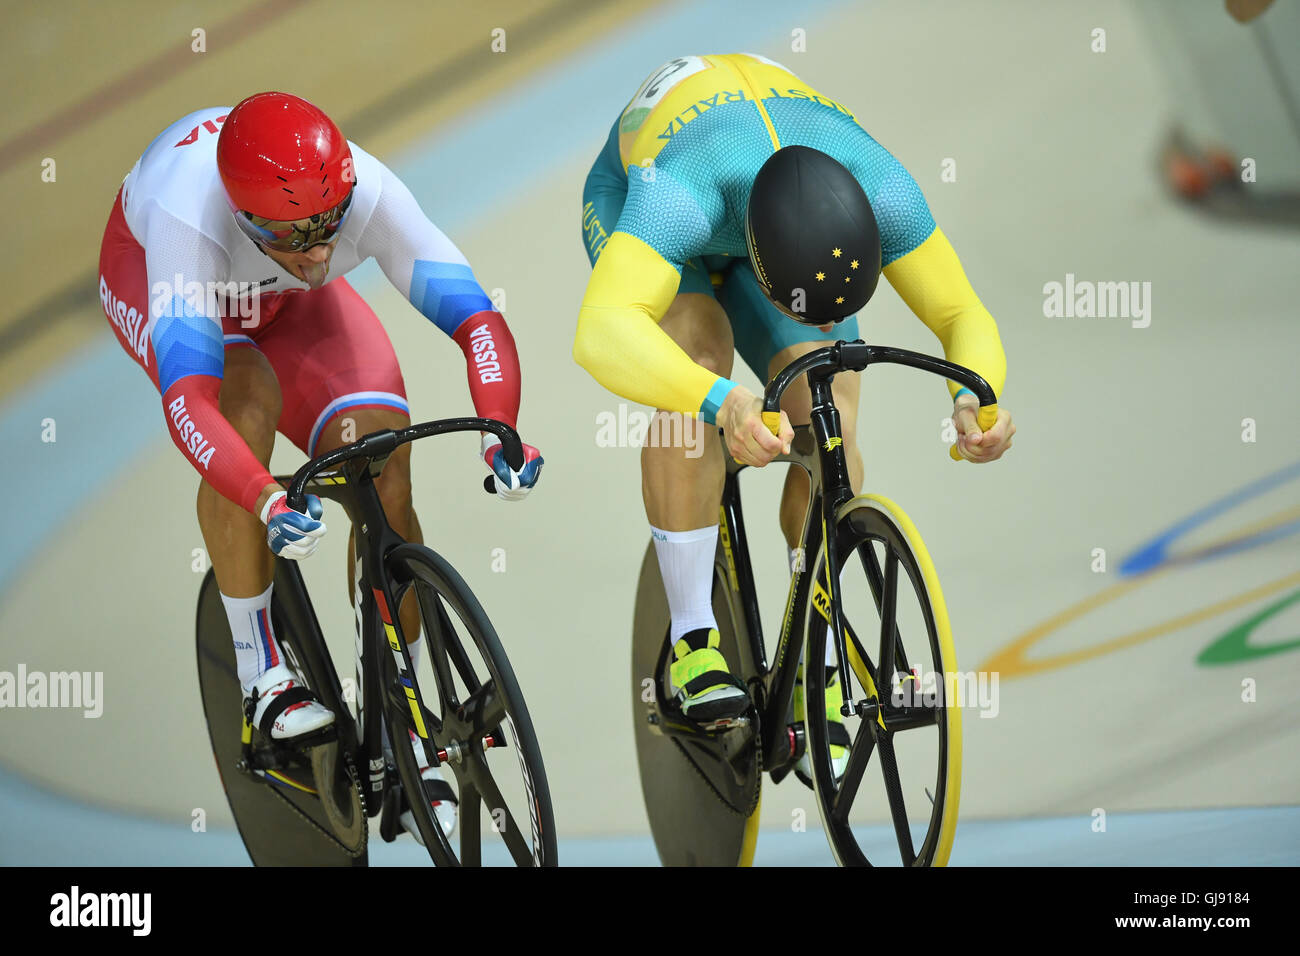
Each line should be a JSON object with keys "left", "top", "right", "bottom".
{"left": 1119, "top": 459, "right": 1300, "bottom": 576}
{"left": 0, "top": 338, "right": 161, "bottom": 588}
{"left": 1165, "top": 518, "right": 1300, "bottom": 569}
{"left": 0, "top": 0, "right": 845, "bottom": 600}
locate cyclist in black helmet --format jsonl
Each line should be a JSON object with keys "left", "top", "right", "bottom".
{"left": 575, "top": 54, "right": 1015, "bottom": 775}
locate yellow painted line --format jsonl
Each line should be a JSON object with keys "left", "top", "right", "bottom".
{"left": 981, "top": 508, "right": 1300, "bottom": 679}
{"left": 1160, "top": 504, "right": 1300, "bottom": 568}
{"left": 984, "top": 571, "right": 1300, "bottom": 679}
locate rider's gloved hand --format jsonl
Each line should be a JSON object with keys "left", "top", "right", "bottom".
{"left": 717, "top": 385, "right": 793, "bottom": 467}
{"left": 481, "top": 434, "right": 543, "bottom": 501}
{"left": 260, "top": 490, "right": 327, "bottom": 559}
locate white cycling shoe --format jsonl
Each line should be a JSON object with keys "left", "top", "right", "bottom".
{"left": 386, "top": 728, "right": 458, "bottom": 843}
{"left": 243, "top": 663, "right": 335, "bottom": 742}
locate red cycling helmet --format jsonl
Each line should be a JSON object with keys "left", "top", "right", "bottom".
{"left": 217, "top": 92, "right": 355, "bottom": 250}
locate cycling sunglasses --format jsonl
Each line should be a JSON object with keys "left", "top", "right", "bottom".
{"left": 233, "top": 187, "right": 354, "bottom": 253}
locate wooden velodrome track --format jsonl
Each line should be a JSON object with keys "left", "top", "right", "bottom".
{"left": 2, "top": 0, "right": 1298, "bottom": 864}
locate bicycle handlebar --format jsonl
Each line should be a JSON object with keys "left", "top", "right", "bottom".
{"left": 287, "top": 417, "right": 523, "bottom": 511}
{"left": 760, "top": 341, "right": 998, "bottom": 463}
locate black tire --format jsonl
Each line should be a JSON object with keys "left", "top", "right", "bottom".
{"left": 803, "top": 496, "right": 961, "bottom": 867}
{"left": 382, "top": 543, "right": 556, "bottom": 866}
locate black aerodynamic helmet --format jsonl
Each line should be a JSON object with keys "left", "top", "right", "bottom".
{"left": 744, "top": 145, "right": 882, "bottom": 326}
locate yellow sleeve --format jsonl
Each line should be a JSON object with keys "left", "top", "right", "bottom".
{"left": 573, "top": 231, "right": 738, "bottom": 421}
{"left": 883, "top": 227, "right": 1007, "bottom": 401}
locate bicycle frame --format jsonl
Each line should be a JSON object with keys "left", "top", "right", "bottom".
{"left": 717, "top": 398, "right": 842, "bottom": 777}
{"left": 271, "top": 418, "right": 525, "bottom": 812}
{"left": 712, "top": 341, "right": 997, "bottom": 776}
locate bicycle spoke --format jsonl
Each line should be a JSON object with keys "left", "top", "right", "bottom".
{"left": 877, "top": 550, "right": 899, "bottom": 687}
{"left": 427, "top": 586, "right": 484, "bottom": 696}
{"left": 843, "top": 618, "right": 876, "bottom": 696}
{"left": 859, "top": 542, "right": 910, "bottom": 678}
{"left": 459, "top": 784, "right": 482, "bottom": 867}
{"left": 471, "top": 763, "right": 533, "bottom": 865}
{"left": 832, "top": 721, "right": 876, "bottom": 824}
{"left": 459, "top": 678, "right": 506, "bottom": 733}
{"left": 415, "top": 588, "right": 462, "bottom": 713}
{"left": 875, "top": 733, "right": 916, "bottom": 865}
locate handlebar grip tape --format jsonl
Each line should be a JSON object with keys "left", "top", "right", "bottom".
{"left": 949, "top": 404, "right": 999, "bottom": 462}
{"left": 730, "top": 410, "right": 787, "bottom": 465}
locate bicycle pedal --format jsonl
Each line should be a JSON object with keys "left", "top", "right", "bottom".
{"left": 279, "top": 725, "right": 339, "bottom": 752}
{"left": 698, "top": 715, "right": 749, "bottom": 733}
{"left": 378, "top": 778, "right": 403, "bottom": 843}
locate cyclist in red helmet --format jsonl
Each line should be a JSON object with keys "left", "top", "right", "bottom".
{"left": 98, "top": 91, "right": 544, "bottom": 845}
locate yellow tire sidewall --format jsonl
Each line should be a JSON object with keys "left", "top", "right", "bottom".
{"left": 833, "top": 494, "right": 963, "bottom": 866}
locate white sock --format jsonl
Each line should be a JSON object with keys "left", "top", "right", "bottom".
{"left": 221, "top": 584, "right": 284, "bottom": 692}
{"left": 652, "top": 525, "right": 718, "bottom": 644}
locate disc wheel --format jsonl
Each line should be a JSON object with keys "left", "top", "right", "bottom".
{"left": 195, "top": 567, "right": 366, "bottom": 865}
{"left": 631, "top": 539, "right": 761, "bottom": 866}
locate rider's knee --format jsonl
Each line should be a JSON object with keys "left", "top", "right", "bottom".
{"left": 374, "top": 448, "right": 414, "bottom": 519}
{"left": 780, "top": 465, "right": 811, "bottom": 504}
{"left": 218, "top": 352, "right": 281, "bottom": 453}
{"left": 222, "top": 391, "right": 280, "bottom": 457}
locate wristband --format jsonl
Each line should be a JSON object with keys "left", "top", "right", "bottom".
{"left": 259, "top": 490, "right": 287, "bottom": 525}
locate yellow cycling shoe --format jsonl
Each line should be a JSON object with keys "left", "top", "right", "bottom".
{"left": 669, "top": 628, "right": 750, "bottom": 722}
{"left": 793, "top": 663, "right": 851, "bottom": 787}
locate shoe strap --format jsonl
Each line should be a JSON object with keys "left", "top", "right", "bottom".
{"left": 681, "top": 670, "right": 747, "bottom": 699}
{"left": 673, "top": 627, "right": 721, "bottom": 658}
{"left": 421, "top": 778, "right": 457, "bottom": 806}
{"left": 255, "top": 686, "right": 321, "bottom": 738}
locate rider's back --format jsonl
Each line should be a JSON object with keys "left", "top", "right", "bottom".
{"left": 613, "top": 53, "right": 933, "bottom": 265}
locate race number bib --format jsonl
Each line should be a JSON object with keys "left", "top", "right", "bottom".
{"left": 620, "top": 56, "right": 710, "bottom": 138}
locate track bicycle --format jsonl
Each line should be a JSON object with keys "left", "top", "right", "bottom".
{"left": 196, "top": 417, "right": 556, "bottom": 866}
{"left": 632, "top": 341, "right": 997, "bottom": 866}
